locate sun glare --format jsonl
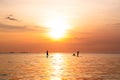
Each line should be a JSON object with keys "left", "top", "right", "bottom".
{"left": 44, "top": 13, "right": 70, "bottom": 39}
{"left": 50, "top": 29, "right": 65, "bottom": 39}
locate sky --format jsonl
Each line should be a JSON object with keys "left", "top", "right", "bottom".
{"left": 0, "top": 0, "right": 120, "bottom": 53}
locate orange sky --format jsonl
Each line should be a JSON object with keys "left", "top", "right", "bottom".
{"left": 0, "top": 0, "right": 120, "bottom": 53}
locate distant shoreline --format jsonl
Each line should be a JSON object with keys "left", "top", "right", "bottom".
{"left": 0, "top": 52, "right": 120, "bottom": 54}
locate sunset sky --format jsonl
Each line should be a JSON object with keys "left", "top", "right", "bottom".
{"left": 0, "top": 0, "right": 120, "bottom": 53}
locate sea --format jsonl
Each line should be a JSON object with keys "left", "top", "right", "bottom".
{"left": 0, "top": 53, "right": 120, "bottom": 80}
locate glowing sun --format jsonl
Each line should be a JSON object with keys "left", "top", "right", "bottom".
{"left": 44, "top": 14, "right": 70, "bottom": 39}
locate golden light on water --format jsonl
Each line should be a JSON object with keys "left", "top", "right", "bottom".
{"left": 53, "top": 54, "right": 63, "bottom": 63}
{"left": 50, "top": 53, "right": 64, "bottom": 80}
{"left": 50, "top": 77, "right": 61, "bottom": 80}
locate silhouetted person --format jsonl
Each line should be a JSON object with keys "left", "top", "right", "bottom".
{"left": 46, "top": 50, "right": 49, "bottom": 58}
{"left": 73, "top": 53, "right": 75, "bottom": 56}
{"left": 77, "top": 51, "right": 79, "bottom": 57}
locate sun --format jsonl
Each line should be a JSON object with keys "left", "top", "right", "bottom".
{"left": 44, "top": 14, "right": 70, "bottom": 39}
{"left": 50, "top": 29, "right": 65, "bottom": 39}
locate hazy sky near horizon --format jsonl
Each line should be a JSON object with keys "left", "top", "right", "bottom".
{"left": 0, "top": 0, "right": 120, "bottom": 52}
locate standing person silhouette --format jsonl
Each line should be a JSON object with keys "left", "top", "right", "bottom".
{"left": 46, "top": 50, "right": 49, "bottom": 58}
{"left": 77, "top": 51, "right": 79, "bottom": 57}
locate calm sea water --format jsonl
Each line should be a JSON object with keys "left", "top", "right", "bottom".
{"left": 0, "top": 53, "right": 120, "bottom": 80}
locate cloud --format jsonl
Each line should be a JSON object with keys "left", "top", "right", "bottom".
{"left": 110, "top": 22, "right": 120, "bottom": 28}
{"left": 114, "top": 23, "right": 120, "bottom": 25}
{"left": 0, "top": 23, "right": 48, "bottom": 32}
{"left": 6, "top": 15, "right": 18, "bottom": 21}
{"left": 0, "top": 23, "right": 31, "bottom": 31}
{"left": 112, "top": 23, "right": 120, "bottom": 27}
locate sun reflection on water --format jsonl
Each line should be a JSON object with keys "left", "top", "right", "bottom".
{"left": 50, "top": 77, "right": 62, "bottom": 80}
{"left": 50, "top": 53, "right": 64, "bottom": 80}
